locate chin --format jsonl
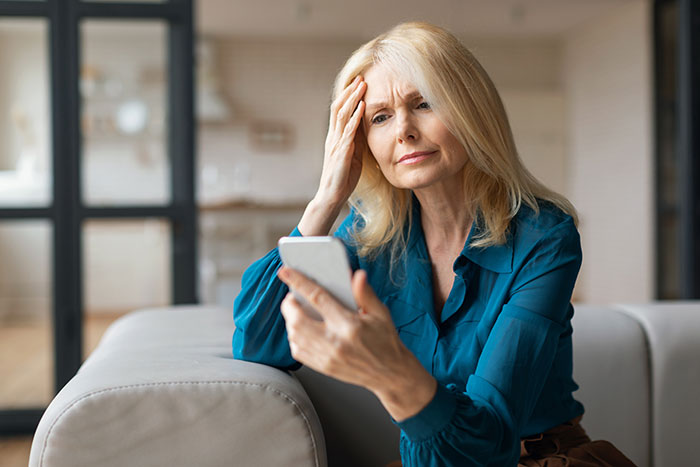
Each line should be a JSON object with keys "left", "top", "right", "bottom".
{"left": 388, "top": 169, "right": 443, "bottom": 190}
{"left": 390, "top": 176, "right": 439, "bottom": 191}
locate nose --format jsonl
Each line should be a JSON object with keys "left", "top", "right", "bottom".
{"left": 395, "top": 111, "right": 418, "bottom": 144}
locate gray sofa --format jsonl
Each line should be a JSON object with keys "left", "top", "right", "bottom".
{"left": 29, "top": 302, "right": 700, "bottom": 467}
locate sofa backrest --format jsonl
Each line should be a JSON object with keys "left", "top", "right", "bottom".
{"left": 297, "top": 304, "right": 652, "bottom": 467}
{"left": 571, "top": 305, "right": 650, "bottom": 467}
{"left": 615, "top": 302, "right": 700, "bottom": 467}
{"left": 296, "top": 366, "right": 401, "bottom": 466}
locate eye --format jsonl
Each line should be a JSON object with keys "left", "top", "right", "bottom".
{"left": 417, "top": 101, "right": 431, "bottom": 110}
{"left": 371, "top": 114, "right": 389, "bottom": 125}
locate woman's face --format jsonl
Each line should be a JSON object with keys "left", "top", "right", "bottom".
{"left": 361, "top": 64, "right": 468, "bottom": 191}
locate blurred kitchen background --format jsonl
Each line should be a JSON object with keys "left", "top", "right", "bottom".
{"left": 1, "top": 0, "right": 688, "bottom": 462}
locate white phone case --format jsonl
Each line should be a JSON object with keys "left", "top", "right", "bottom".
{"left": 278, "top": 236, "right": 357, "bottom": 320}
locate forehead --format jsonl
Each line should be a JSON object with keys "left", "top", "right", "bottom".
{"left": 363, "top": 64, "right": 420, "bottom": 104}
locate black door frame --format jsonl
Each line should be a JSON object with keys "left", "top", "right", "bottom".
{"left": 676, "top": 0, "right": 700, "bottom": 298}
{"left": 654, "top": 0, "right": 700, "bottom": 299}
{"left": 0, "top": 0, "right": 196, "bottom": 435}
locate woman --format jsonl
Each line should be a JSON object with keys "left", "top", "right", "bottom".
{"left": 233, "top": 22, "right": 635, "bottom": 467}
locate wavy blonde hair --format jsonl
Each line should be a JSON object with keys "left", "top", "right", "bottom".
{"left": 333, "top": 22, "right": 578, "bottom": 260}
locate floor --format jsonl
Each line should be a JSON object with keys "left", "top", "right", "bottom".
{"left": 0, "top": 436, "right": 32, "bottom": 467}
{"left": 0, "top": 313, "right": 125, "bottom": 467}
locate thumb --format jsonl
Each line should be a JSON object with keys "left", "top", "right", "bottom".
{"left": 351, "top": 269, "right": 384, "bottom": 315}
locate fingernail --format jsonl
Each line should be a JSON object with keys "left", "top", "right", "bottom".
{"left": 278, "top": 267, "right": 290, "bottom": 280}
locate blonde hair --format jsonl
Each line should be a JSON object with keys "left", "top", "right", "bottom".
{"left": 333, "top": 22, "right": 578, "bottom": 260}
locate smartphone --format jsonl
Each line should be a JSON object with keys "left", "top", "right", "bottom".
{"left": 278, "top": 236, "right": 357, "bottom": 320}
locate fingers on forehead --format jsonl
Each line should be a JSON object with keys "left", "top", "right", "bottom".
{"left": 337, "top": 77, "right": 362, "bottom": 104}
{"left": 344, "top": 76, "right": 361, "bottom": 92}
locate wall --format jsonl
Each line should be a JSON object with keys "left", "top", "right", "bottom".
{"left": 199, "top": 37, "right": 567, "bottom": 206}
{"left": 470, "top": 39, "right": 567, "bottom": 195}
{"left": 563, "top": 1, "right": 653, "bottom": 303}
{"left": 198, "top": 40, "right": 358, "bottom": 204}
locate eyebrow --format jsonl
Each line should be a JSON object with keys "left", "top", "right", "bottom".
{"left": 364, "top": 91, "right": 423, "bottom": 112}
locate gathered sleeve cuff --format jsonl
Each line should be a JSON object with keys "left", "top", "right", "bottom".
{"left": 392, "top": 383, "right": 458, "bottom": 441}
{"left": 393, "top": 382, "right": 520, "bottom": 466}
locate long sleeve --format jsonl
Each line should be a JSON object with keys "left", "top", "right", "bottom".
{"left": 232, "top": 213, "right": 359, "bottom": 371}
{"left": 232, "top": 226, "right": 303, "bottom": 371}
{"left": 395, "top": 218, "right": 582, "bottom": 466}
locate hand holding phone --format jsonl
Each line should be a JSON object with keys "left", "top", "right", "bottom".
{"left": 278, "top": 236, "right": 357, "bottom": 320}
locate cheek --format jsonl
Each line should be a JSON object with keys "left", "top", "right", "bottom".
{"left": 432, "top": 124, "right": 467, "bottom": 162}
{"left": 366, "top": 130, "right": 392, "bottom": 168}
{"left": 428, "top": 120, "right": 456, "bottom": 145}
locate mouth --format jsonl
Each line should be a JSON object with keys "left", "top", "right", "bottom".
{"left": 398, "top": 150, "right": 437, "bottom": 165}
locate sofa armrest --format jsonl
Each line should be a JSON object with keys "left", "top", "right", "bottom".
{"left": 29, "top": 306, "right": 326, "bottom": 467}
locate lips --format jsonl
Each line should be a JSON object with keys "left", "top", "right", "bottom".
{"left": 398, "top": 150, "right": 437, "bottom": 164}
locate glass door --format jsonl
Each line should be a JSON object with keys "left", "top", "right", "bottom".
{"left": 0, "top": 0, "right": 196, "bottom": 435}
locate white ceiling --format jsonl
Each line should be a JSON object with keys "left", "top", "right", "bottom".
{"left": 197, "top": 0, "right": 641, "bottom": 40}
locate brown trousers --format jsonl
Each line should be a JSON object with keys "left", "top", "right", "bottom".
{"left": 518, "top": 415, "right": 636, "bottom": 466}
{"left": 386, "top": 415, "right": 637, "bottom": 467}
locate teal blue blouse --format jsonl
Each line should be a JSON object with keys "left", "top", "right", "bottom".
{"left": 233, "top": 199, "right": 584, "bottom": 466}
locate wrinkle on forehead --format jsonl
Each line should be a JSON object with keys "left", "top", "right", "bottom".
{"left": 361, "top": 62, "right": 456, "bottom": 139}
{"left": 363, "top": 64, "right": 422, "bottom": 113}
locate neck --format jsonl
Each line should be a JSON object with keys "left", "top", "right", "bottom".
{"left": 413, "top": 181, "right": 472, "bottom": 246}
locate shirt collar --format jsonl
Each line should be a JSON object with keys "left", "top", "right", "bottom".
{"left": 410, "top": 195, "right": 514, "bottom": 274}
{"left": 461, "top": 217, "right": 514, "bottom": 274}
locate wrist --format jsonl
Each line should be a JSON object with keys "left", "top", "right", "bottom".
{"left": 373, "top": 352, "right": 438, "bottom": 422}
{"left": 311, "top": 191, "right": 345, "bottom": 215}
{"left": 298, "top": 197, "right": 343, "bottom": 236}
